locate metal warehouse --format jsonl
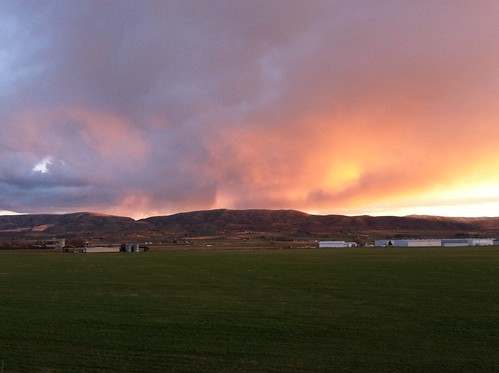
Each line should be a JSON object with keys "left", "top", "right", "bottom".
{"left": 375, "top": 238, "right": 497, "bottom": 247}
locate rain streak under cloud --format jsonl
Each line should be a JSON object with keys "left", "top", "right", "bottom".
{"left": 1, "top": 0, "right": 499, "bottom": 218}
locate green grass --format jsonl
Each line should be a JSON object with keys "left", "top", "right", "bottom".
{"left": 1, "top": 247, "right": 499, "bottom": 372}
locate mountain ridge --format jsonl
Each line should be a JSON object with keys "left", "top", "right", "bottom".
{"left": 0, "top": 209, "right": 497, "bottom": 243}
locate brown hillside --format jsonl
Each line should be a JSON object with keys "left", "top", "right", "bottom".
{"left": 0, "top": 209, "right": 497, "bottom": 242}
{"left": 141, "top": 209, "right": 498, "bottom": 238}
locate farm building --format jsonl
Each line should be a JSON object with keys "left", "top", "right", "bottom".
{"left": 441, "top": 238, "right": 495, "bottom": 247}
{"left": 441, "top": 238, "right": 473, "bottom": 247}
{"left": 375, "top": 238, "right": 497, "bottom": 247}
{"left": 319, "top": 241, "right": 358, "bottom": 248}
{"left": 470, "top": 238, "right": 494, "bottom": 246}
{"left": 85, "top": 247, "right": 121, "bottom": 253}
{"left": 62, "top": 244, "right": 149, "bottom": 253}
{"left": 375, "top": 239, "right": 441, "bottom": 247}
{"left": 36, "top": 239, "right": 66, "bottom": 249}
{"left": 396, "top": 239, "right": 441, "bottom": 247}
{"left": 119, "top": 244, "right": 150, "bottom": 252}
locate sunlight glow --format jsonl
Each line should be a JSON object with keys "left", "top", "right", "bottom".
{"left": 0, "top": 210, "right": 22, "bottom": 216}
{"left": 324, "top": 163, "right": 361, "bottom": 192}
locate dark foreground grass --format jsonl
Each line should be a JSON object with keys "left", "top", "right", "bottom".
{"left": 1, "top": 247, "right": 499, "bottom": 372}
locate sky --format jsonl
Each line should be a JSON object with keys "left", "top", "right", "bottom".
{"left": 1, "top": 0, "right": 499, "bottom": 219}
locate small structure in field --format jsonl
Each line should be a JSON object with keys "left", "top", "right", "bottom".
{"left": 36, "top": 239, "right": 66, "bottom": 250}
{"left": 120, "top": 244, "right": 149, "bottom": 252}
{"left": 319, "top": 241, "right": 358, "bottom": 248}
{"left": 85, "top": 247, "right": 121, "bottom": 253}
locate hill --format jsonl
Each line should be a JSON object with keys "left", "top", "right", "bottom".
{"left": 0, "top": 209, "right": 498, "bottom": 243}
{"left": 0, "top": 212, "right": 147, "bottom": 242}
{"left": 141, "top": 209, "right": 499, "bottom": 238}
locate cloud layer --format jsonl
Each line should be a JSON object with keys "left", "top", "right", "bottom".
{"left": 1, "top": 1, "right": 499, "bottom": 218}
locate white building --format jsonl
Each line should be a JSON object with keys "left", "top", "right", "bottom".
{"left": 319, "top": 241, "right": 358, "bottom": 248}
{"left": 85, "top": 246, "right": 121, "bottom": 253}
{"left": 441, "top": 238, "right": 472, "bottom": 247}
{"left": 375, "top": 238, "right": 497, "bottom": 247}
{"left": 393, "top": 239, "right": 442, "bottom": 247}
{"left": 470, "top": 238, "right": 494, "bottom": 246}
{"left": 374, "top": 239, "right": 441, "bottom": 247}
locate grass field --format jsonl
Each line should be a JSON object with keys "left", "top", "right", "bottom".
{"left": 1, "top": 247, "right": 499, "bottom": 372}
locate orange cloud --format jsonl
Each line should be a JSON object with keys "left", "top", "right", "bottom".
{"left": 203, "top": 93, "right": 499, "bottom": 217}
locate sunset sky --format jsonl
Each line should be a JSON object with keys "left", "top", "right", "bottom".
{"left": 1, "top": 1, "right": 499, "bottom": 219}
